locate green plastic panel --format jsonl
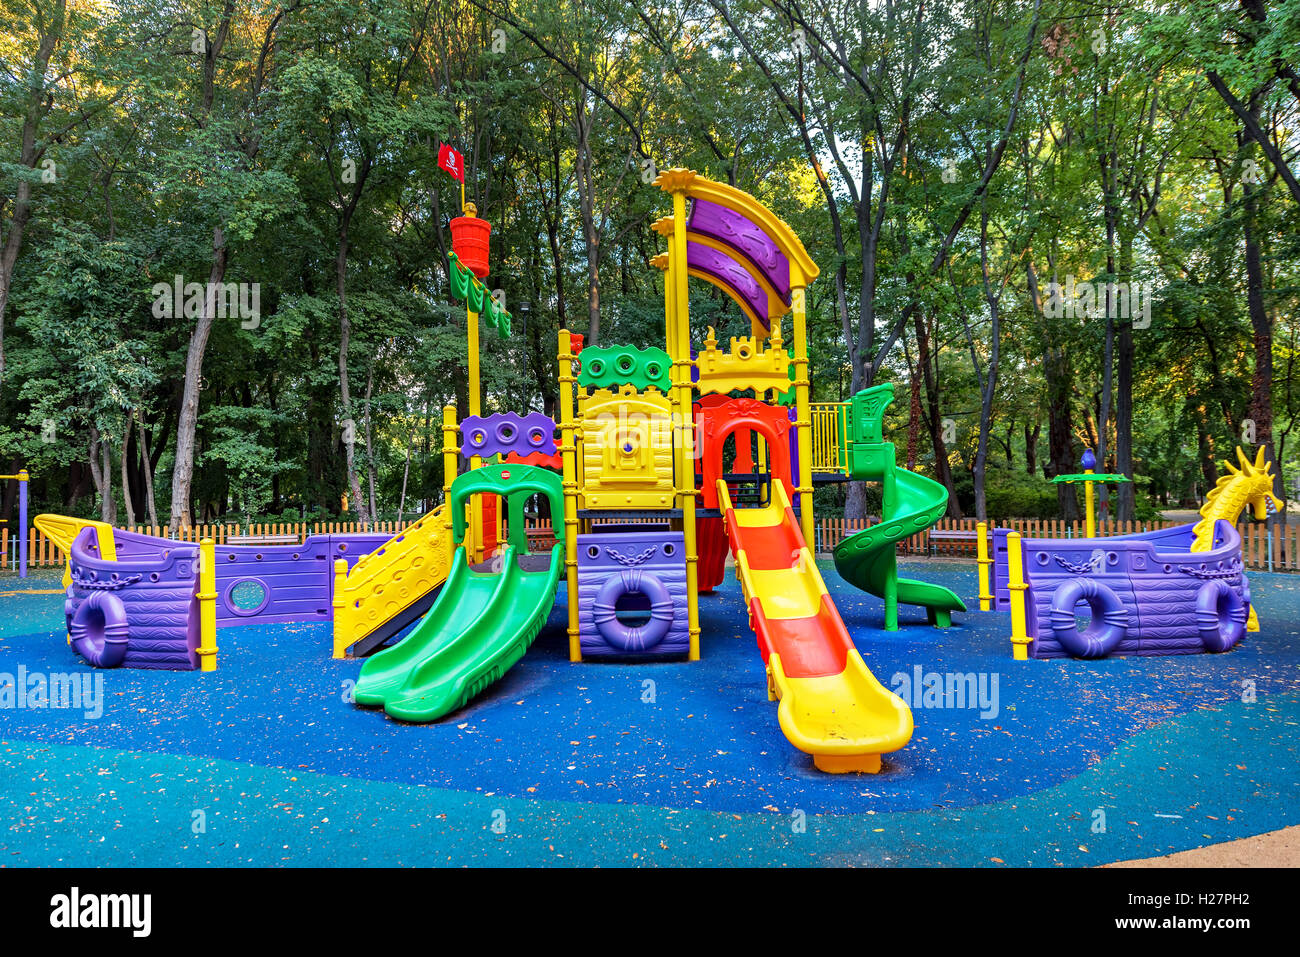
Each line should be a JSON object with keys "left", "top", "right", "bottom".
{"left": 577, "top": 344, "right": 672, "bottom": 392}
{"left": 449, "top": 463, "right": 563, "bottom": 549}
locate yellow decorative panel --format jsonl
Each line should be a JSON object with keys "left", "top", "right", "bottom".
{"left": 578, "top": 386, "right": 676, "bottom": 509}
{"left": 696, "top": 325, "right": 790, "bottom": 396}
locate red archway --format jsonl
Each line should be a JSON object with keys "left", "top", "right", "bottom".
{"left": 696, "top": 397, "right": 793, "bottom": 509}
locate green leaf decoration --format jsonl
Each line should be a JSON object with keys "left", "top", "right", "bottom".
{"left": 448, "top": 253, "right": 470, "bottom": 301}
{"left": 466, "top": 277, "right": 486, "bottom": 313}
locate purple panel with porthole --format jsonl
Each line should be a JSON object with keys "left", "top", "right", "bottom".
{"left": 577, "top": 530, "right": 689, "bottom": 658}
{"left": 214, "top": 533, "right": 389, "bottom": 628}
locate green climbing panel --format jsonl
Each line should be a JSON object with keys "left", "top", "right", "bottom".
{"left": 577, "top": 344, "right": 672, "bottom": 393}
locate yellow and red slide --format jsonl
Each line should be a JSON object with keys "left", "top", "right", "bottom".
{"left": 718, "top": 479, "right": 913, "bottom": 772}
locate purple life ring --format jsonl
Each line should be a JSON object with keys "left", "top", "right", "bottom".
{"left": 1195, "top": 580, "right": 1247, "bottom": 652}
{"left": 69, "top": 591, "right": 130, "bottom": 668}
{"left": 1049, "top": 578, "right": 1128, "bottom": 658}
{"left": 592, "top": 569, "right": 676, "bottom": 652}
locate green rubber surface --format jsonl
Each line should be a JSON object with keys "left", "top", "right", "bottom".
{"left": 354, "top": 544, "right": 562, "bottom": 722}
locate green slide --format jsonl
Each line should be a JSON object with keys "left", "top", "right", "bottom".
{"left": 831, "top": 384, "right": 966, "bottom": 630}
{"left": 352, "top": 463, "right": 564, "bottom": 723}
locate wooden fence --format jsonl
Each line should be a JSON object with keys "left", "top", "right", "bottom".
{"left": 810, "top": 516, "right": 1294, "bottom": 572}
{"left": 4, "top": 514, "right": 1295, "bottom": 574}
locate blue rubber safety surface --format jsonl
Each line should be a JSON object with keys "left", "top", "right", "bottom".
{"left": 1, "top": 561, "right": 1297, "bottom": 866}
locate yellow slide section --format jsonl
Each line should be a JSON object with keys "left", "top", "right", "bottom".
{"left": 332, "top": 506, "right": 453, "bottom": 658}
{"left": 720, "top": 481, "right": 912, "bottom": 772}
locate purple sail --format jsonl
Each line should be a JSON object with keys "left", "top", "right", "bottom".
{"left": 686, "top": 241, "right": 769, "bottom": 327}
{"left": 688, "top": 198, "right": 791, "bottom": 304}
{"left": 992, "top": 521, "right": 1250, "bottom": 658}
{"left": 577, "top": 530, "right": 689, "bottom": 657}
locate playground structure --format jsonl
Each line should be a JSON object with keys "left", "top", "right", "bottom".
{"left": 336, "top": 168, "right": 963, "bottom": 773}
{"left": 986, "top": 447, "right": 1279, "bottom": 660}
{"left": 34, "top": 169, "right": 965, "bottom": 774}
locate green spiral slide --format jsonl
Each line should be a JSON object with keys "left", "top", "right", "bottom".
{"left": 831, "top": 384, "right": 966, "bottom": 629}
{"left": 352, "top": 464, "right": 563, "bottom": 723}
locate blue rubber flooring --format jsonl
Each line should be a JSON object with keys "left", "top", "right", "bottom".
{"left": 1, "top": 561, "right": 1297, "bottom": 865}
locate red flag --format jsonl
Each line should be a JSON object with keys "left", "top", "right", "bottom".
{"left": 438, "top": 143, "right": 465, "bottom": 183}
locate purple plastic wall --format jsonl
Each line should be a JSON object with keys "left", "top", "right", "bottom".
{"left": 214, "top": 533, "right": 387, "bottom": 628}
{"left": 577, "top": 530, "right": 689, "bottom": 657}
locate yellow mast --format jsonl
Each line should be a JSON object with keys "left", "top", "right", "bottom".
{"left": 558, "top": 330, "right": 582, "bottom": 661}
{"left": 663, "top": 177, "right": 702, "bottom": 661}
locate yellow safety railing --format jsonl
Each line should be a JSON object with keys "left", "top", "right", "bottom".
{"left": 809, "top": 402, "right": 848, "bottom": 474}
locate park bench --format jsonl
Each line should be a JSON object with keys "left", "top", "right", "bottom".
{"left": 927, "top": 528, "right": 987, "bottom": 557}
{"left": 226, "top": 533, "right": 302, "bottom": 546}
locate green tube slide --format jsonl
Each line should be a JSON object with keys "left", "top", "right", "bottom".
{"left": 831, "top": 384, "right": 966, "bottom": 629}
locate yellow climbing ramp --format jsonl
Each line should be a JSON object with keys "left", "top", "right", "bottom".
{"left": 331, "top": 505, "right": 453, "bottom": 658}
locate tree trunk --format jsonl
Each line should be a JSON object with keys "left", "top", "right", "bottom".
{"left": 1243, "top": 185, "right": 1279, "bottom": 504}
{"left": 336, "top": 232, "right": 368, "bottom": 523}
{"left": 169, "top": 226, "right": 226, "bottom": 532}
{"left": 137, "top": 412, "right": 158, "bottom": 527}
{"left": 574, "top": 92, "right": 601, "bottom": 346}
{"left": 0, "top": 0, "right": 66, "bottom": 392}
{"left": 364, "top": 359, "right": 378, "bottom": 522}
{"left": 120, "top": 411, "right": 136, "bottom": 527}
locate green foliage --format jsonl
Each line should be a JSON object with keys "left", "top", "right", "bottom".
{"left": 0, "top": 0, "right": 1295, "bottom": 531}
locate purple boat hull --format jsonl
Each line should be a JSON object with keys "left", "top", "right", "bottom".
{"left": 63, "top": 528, "right": 388, "bottom": 670}
{"left": 992, "top": 521, "right": 1251, "bottom": 659}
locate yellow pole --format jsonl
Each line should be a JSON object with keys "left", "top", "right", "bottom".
{"left": 467, "top": 304, "right": 483, "bottom": 562}
{"left": 669, "top": 190, "right": 701, "bottom": 660}
{"left": 558, "top": 330, "right": 582, "bottom": 662}
{"left": 1084, "top": 469, "right": 1096, "bottom": 539}
{"left": 976, "top": 520, "right": 992, "bottom": 611}
{"left": 196, "top": 537, "right": 218, "bottom": 671}
{"left": 442, "top": 404, "right": 460, "bottom": 566}
{"left": 331, "top": 558, "right": 349, "bottom": 659}
{"left": 790, "top": 285, "right": 815, "bottom": 544}
{"left": 1007, "top": 531, "right": 1030, "bottom": 660}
